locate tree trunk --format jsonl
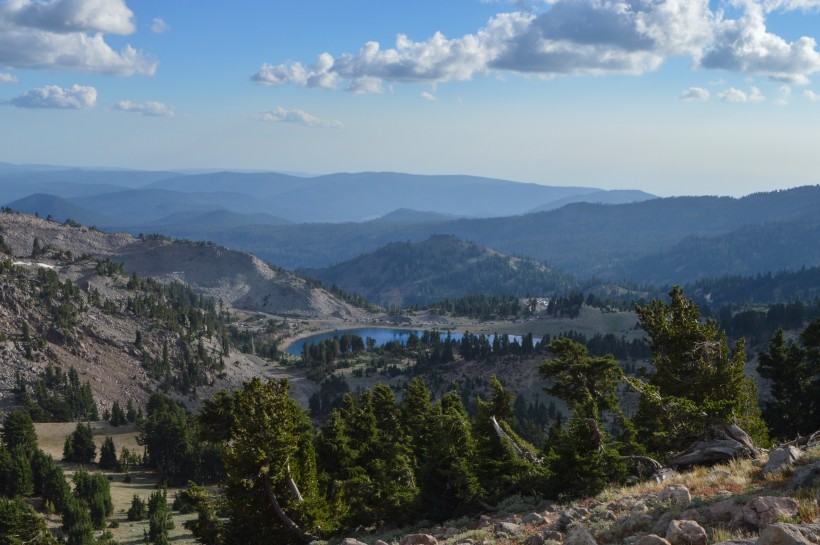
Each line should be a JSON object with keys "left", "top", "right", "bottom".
{"left": 262, "top": 477, "right": 318, "bottom": 543}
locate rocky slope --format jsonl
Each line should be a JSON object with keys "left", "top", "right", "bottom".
{"left": 0, "top": 253, "right": 266, "bottom": 413}
{"left": 0, "top": 211, "right": 367, "bottom": 319}
{"left": 340, "top": 444, "right": 820, "bottom": 545}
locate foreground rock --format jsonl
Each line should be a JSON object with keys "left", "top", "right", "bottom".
{"left": 764, "top": 446, "right": 803, "bottom": 474}
{"left": 742, "top": 496, "right": 800, "bottom": 529}
{"left": 564, "top": 525, "right": 597, "bottom": 545}
{"left": 757, "top": 523, "right": 820, "bottom": 545}
{"left": 792, "top": 461, "right": 820, "bottom": 490}
{"left": 666, "top": 520, "right": 707, "bottom": 545}
{"left": 400, "top": 534, "right": 438, "bottom": 545}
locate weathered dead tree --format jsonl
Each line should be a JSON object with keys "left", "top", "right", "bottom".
{"left": 260, "top": 464, "right": 318, "bottom": 544}
{"left": 666, "top": 424, "right": 759, "bottom": 469}
{"left": 491, "top": 415, "right": 543, "bottom": 464}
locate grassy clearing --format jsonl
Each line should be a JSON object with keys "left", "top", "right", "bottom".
{"left": 34, "top": 421, "right": 200, "bottom": 544}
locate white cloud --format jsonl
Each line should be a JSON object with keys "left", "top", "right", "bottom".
{"left": 252, "top": 0, "right": 715, "bottom": 92}
{"left": 679, "top": 86, "right": 709, "bottom": 101}
{"left": 805, "top": 89, "right": 820, "bottom": 101}
{"left": 0, "top": 0, "right": 156, "bottom": 76}
{"left": 0, "top": 72, "right": 17, "bottom": 83}
{"left": 115, "top": 100, "right": 174, "bottom": 117}
{"left": 420, "top": 91, "right": 437, "bottom": 101}
{"left": 253, "top": 0, "right": 820, "bottom": 92}
{"left": 775, "top": 84, "right": 792, "bottom": 105}
{"left": 150, "top": 16, "right": 168, "bottom": 33}
{"left": 718, "top": 85, "right": 765, "bottom": 103}
{"left": 763, "top": 0, "right": 820, "bottom": 11}
{"left": 6, "top": 84, "right": 96, "bottom": 109}
{"left": 258, "top": 107, "right": 341, "bottom": 128}
{"left": 700, "top": 0, "right": 820, "bottom": 84}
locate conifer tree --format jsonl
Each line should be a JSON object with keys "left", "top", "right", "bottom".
{"left": 757, "top": 319, "right": 820, "bottom": 438}
{"left": 633, "top": 286, "right": 768, "bottom": 455}
{"left": 98, "top": 437, "right": 117, "bottom": 470}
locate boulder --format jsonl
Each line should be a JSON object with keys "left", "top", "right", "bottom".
{"left": 708, "top": 498, "right": 744, "bottom": 527}
{"left": 665, "top": 520, "right": 708, "bottom": 545}
{"left": 341, "top": 540, "right": 367, "bottom": 545}
{"left": 564, "top": 525, "right": 597, "bottom": 545}
{"left": 757, "top": 523, "right": 820, "bottom": 545}
{"left": 526, "top": 535, "right": 546, "bottom": 545}
{"left": 495, "top": 522, "right": 521, "bottom": 535}
{"left": 742, "top": 496, "right": 800, "bottom": 529}
{"left": 652, "top": 512, "right": 675, "bottom": 535}
{"left": 659, "top": 485, "right": 691, "bottom": 505}
{"left": 679, "top": 509, "right": 700, "bottom": 521}
{"left": 712, "top": 541, "right": 756, "bottom": 545}
{"left": 523, "top": 513, "right": 547, "bottom": 525}
{"left": 375, "top": 541, "right": 390, "bottom": 545}
{"left": 636, "top": 535, "right": 672, "bottom": 545}
{"left": 764, "top": 446, "right": 803, "bottom": 474}
{"left": 541, "top": 530, "right": 564, "bottom": 542}
{"left": 400, "top": 535, "right": 438, "bottom": 545}
{"left": 527, "top": 532, "right": 566, "bottom": 545}
{"left": 792, "top": 462, "right": 820, "bottom": 490}
{"left": 559, "top": 508, "right": 581, "bottom": 528}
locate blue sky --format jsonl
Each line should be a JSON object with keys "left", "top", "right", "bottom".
{"left": 1, "top": 0, "right": 820, "bottom": 196}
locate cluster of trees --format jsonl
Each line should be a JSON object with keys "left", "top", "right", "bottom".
{"left": 429, "top": 294, "right": 523, "bottom": 319}
{"left": 138, "top": 394, "right": 224, "bottom": 485}
{"left": 0, "top": 411, "right": 115, "bottom": 544}
{"left": 13, "top": 364, "right": 98, "bottom": 422}
{"left": 187, "top": 287, "right": 780, "bottom": 544}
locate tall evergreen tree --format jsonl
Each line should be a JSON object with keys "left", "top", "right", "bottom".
{"left": 757, "top": 319, "right": 820, "bottom": 438}
{"left": 633, "top": 286, "right": 768, "bottom": 455}
{"left": 198, "top": 378, "right": 333, "bottom": 544}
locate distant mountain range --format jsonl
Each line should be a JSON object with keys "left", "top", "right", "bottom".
{"left": 0, "top": 164, "right": 655, "bottom": 225}
{"left": 2, "top": 164, "right": 818, "bottom": 287}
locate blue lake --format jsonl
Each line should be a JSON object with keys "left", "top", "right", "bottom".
{"left": 285, "top": 327, "right": 523, "bottom": 356}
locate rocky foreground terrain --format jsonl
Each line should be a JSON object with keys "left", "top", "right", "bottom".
{"left": 338, "top": 444, "right": 820, "bottom": 545}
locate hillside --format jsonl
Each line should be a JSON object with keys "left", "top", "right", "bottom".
{"left": 0, "top": 211, "right": 365, "bottom": 319}
{"left": 305, "top": 235, "right": 577, "bottom": 307}
{"left": 526, "top": 188, "right": 657, "bottom": 212}
{"left": 0, "top": 250, "right": 266, "bottom": 413}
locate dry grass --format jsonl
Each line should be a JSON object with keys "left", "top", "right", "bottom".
{"left": 34, "top": 420, "right": 200, "bottom": 544}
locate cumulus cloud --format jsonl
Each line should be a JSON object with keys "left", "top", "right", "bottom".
{"left": 0, "top": 0, "right": 156, "bottom": 75}
{"left": 150, "top": 16, "right": 168, "bottom": 33}
{"left": 679, "top": 86, "right": 709, "bottom": 101}
{"left": 258, "top": 107, "right": 341, "bottom": 128}
{"left": 718, "top": 85, "right": 765, "bottom": 103}
{"left": 420, "top": 91, "right": 437, "bottom": 101}
{"left": 252, "top": 0, "right": 820, "bottom": 93}
{"left": 0, "top": 72, "right": 17, "bottom": 83}
{"left": 805, "top": 89, "right": 820, "bottom": 101}
{"left": 252, "top": 1, "right": 715, "bottom": 93}
{"left": 115, "top": 100, "right": 174, "bottom": 117}
{"left": 6, "top": 84, "right": 96, "bottom": 109}
{"left": 700, "top": 0, "right": 820, "bottom": 84}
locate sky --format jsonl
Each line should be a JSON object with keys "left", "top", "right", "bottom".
{"left": 1, "top": 0, "right": 820, "bottom": 197}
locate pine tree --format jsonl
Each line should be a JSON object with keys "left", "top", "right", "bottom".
{"left": 98, "top": 436, "right": 117, "bottom": 470}
{"left": 198, "top": 378, "right": 333, "bottom": 544}
{"left": 127, "top": 494, "right": 147, "bottom": 521}
{"left": 109, "top": 401, "right": 127, "bottom": 426}
{"left": 63, "top": 423, "right": 96, "bottom": 464}
{"left": 2, "top": 410, "right": 38, "bottom": 455}
{"left": 633, "top": 286, "right": 769, "bottom": 455}
{"left": 757, "top": 319, "right": 820, "bottom": 438}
